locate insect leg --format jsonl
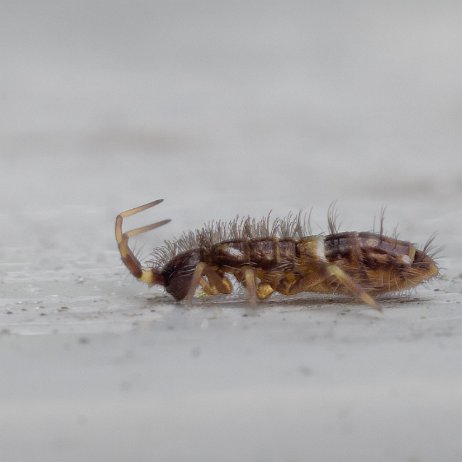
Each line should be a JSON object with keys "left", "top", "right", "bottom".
{"left": 204, "top": 268, "right": 233, "bottom": 295}
{"left": 280, "top": 273, "right": 326, "bottom": 295}
{"left": 115, "top": 199, "right": 171, "bottom": 286}
{"left": 281, "top": 265, "right": 381, "bottom": 310}
{"left": 257, "top": 283, "right": 274, "bottom": 300}
{"left": 325, "top": 264, "right": 382, "bottom": 311}
{"left": 187, "top": 265, "right": 233, "bottom": 301}
{"left": 243, "top": 267, "right": 257, "bottom": 306}
{"left": 186, "top": 262, "right": 208, "bottom": 304}
{"left": 199, "top": 278, "right": 220, "bottom": 295}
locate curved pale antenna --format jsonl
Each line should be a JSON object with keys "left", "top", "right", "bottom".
{"left": 115, "top": 199, "right": 171, "bottom": 286}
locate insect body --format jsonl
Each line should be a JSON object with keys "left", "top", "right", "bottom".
{"left": 115, "top": 200, "right": 438, "bottom": 311}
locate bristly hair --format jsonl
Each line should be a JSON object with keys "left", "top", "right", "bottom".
{"left": 327, "top": 201, "right": 340, "bottom": 234}
{"left": 149, "top": 211, "right": 313, "bottom": 268}
{"left": 421, "top": 232, "right": 443, "bottom": 260}
{"left": 372, "top": 206, "right": 387, "bottom": 240}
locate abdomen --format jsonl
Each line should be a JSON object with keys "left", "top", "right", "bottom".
{"left": 322, "top": 232, "right": 438, "bottom": 293}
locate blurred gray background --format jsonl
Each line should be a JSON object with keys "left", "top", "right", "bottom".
{"left": 1, "top": 1, "right": 462, "bottom": 461}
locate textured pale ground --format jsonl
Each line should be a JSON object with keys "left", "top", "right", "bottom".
{"left": 1, "top": 1, "right": 462, "bottom": 461}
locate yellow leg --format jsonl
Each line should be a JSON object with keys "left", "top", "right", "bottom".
{"left": 186, "top": 262, "right": 208, "bottom": 304}
{"left": 199, "top": 277, "right": 220, "bottom": 295}
{"left": 204, "top": 267, "right": 233, "bottom": 295}
{"left": 186, "top": 264, "right": 234, "bottom": 302}
{"left": 257, "top": 283, "right": 274, "bottom": 300}
{"left": 325, "top": 264, "right": 381, "bottom": 311}
{"left": 243, "top": 267, "right": 257, "bottom": 306}
{"left": 277, "top": 265, "right": 381, "bottom": 311}
{"left": 282, "top": 273, "right": 326, "bottom": 295}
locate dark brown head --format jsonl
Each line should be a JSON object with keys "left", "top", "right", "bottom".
{"left": 412, "top": 249, "right": 439, "bottom": 281}
{"left": 161, "top": 249, "right": 201, "bottom": 300}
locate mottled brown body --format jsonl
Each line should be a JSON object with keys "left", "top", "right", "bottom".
{"left": 116, "top": 200, "right": 438, "bottom": 311}
{"left": 200, "top": 233, "right": 435, "bottom": 297}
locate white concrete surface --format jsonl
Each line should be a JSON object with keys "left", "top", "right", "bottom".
{"left": 1, "top": 1, "right": 462, "bottom": 461}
